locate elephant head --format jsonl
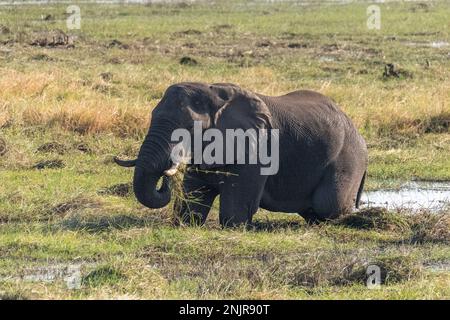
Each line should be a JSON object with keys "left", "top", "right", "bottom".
{"left": 114, "top": 82, "right": 272, "bottom": 209}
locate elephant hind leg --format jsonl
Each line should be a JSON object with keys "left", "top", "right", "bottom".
{"left": 311, "top": 166, "right": 355, "bottom": 220}
{"left": 298, "top": 208, "right": 324, "bottom": 224}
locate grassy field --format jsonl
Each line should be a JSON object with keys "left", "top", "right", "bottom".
{"left": 0, "top": 0, "right": 449, "bottom": 299}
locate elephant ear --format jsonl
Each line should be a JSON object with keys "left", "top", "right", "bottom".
{"left": 198, "top": 85, "right": 272, "bottom": 170}
{"left": 213, "top": 89, "right": 272, "bottom": 131}
{"left": 209, "top": 83, "right": 239, "bottom": 102}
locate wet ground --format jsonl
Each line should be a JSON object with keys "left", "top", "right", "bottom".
{"left": 362, "top": 181, "right": 450, "bottom": 212}
{"left": 0, "top": 263, "right": 93, "bottom": 289}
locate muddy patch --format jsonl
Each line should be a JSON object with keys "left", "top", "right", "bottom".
{"left": 423, "top": 113, "right": 450, "bottom": 133}
{"left": 0, "top": 25, "right": 11, "bottom": 35}
{"left": 382, "top": 63, "right": 413, "bottom": 79}
{"left": 92, "top": 83, "right": 119, "bottom": 96}
{"left": 74, "top": 142, "right": 92, "bottom": 154}
{"left": 408, "top": 2, "right": 431, "bottom": 13}
{"left": 338, "top": 207, "right": 449, "bottom": 243}
{"left": 107, "top": 57, "right": 124, "bottom": 64}
{"left": 98, "top": 183, "right": 132, "bottom": 197}
{"left": 52, "top": 196, "right": 102, "bottom": 215}
{"left": 179, "top": 56, "right": 198, "bottom": 65}
{"left": 41, "top": 14, "right": 53, "bottom": 21}
{"left": 100, "top": 72, "right": 113, "bottom": 82}
{"left": 256, "top": 40, "right": 273, "bottom": 48}
{"left": 212, "top": 24, "right": 233, "bottom": 32}
{"left": 128, "top": 30, "right": 379, "bottom": 67}
{"left": 336, "top": 207, "right": 408, "bottom": 231}
{"left": 32, "top": 159, "right": 65, "bottom": 170}
{"left": 0, "top": 263, "right": 96, "bottom": 290}
{"left": 287, "top": 42, "right": 307, "bottom": 49}
{"left": 0, "top": 137, "right": 7, "bottom": 156}
{"left": 30, "top": 29, "right": 74, "bottom": 48}
{"left": 173, "top": 29, "right": 202, "bottom": 36}
{"left": 30, "top": 53, "right": 55, "bottom": 61}
{"left": 37, "top": 142, "right": 67, "bottom": 154}
{"left": 362, "top": 181, "right": 450, "bottom": 212}
{"left": 107, "top": 39, "right": 129, "bottom": 49}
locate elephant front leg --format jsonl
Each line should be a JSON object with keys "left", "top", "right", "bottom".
{"left": 174, "top": 173, "right": 219, "bottom": 226}
{"left": 218, "top": 166, "right": 268, "bottom": 227}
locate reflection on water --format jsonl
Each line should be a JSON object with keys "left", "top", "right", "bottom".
{"left": 362, "top": 181, "right": 450, "bottom": 212}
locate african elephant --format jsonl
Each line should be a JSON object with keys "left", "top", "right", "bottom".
{"left": 115, "top": 82, "right": 368, "bottom": 226}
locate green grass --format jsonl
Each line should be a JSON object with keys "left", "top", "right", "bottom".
{"left": 0, "top": 1, "right": 449, "bottom": 299}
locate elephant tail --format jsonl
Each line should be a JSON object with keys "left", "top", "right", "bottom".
{"left": 355, "top": 171, "right": 366, "bottom": 209}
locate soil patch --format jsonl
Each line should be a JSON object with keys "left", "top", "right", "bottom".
{"left": 0, "top": 25, "right": 11, "bottom": 35}
{"left": 33, "top": 159, "right": 65, "bottom": 170}
{"left": 30, "top": 29, "right": 74, "bottom": 48}
{"left": 179, "top": 56, "right": 198, "bottom": 65}
{"left": 52, "top": 196, "right": 102, "bottom": 215}
{"left": 98, "top": 183, "right": 132, "bottom": 197}
{"left": 107, "top": 39, "right": 129, "bottom": 49}
{"left": 37, "top": 142, "right": 67, "bottom": 154}
{"left": 0, "top": 137, "right": 7, "bottom": 156}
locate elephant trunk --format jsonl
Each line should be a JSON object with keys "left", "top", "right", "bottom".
{"left": 133, "top": 167, "right": 170, "bottom": 209}
{"left": 132, "top": 118, "right": 177, "bottom": 209}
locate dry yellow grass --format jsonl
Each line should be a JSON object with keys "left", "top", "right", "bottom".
{"left": 1, "top": 67, "right": 449, "bottom": 138}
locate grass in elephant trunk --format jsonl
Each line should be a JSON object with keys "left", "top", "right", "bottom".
{"left": 0, "top": 0, "right": 449, "bottom": 299}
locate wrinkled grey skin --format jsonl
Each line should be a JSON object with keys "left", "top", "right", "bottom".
{"left": 115, "top": 82, "right": 368, "bottom": 227}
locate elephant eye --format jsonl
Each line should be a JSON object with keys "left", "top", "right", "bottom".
{"left": 192, "top": 100, "right": 206, "bottom": 111}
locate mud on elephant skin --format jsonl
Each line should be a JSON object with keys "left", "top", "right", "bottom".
{"left": 115, "top": 82, "right": 368, "bottom": 227}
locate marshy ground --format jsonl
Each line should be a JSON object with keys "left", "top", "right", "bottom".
{"left": 0, "top": 1, "right": 449, "bottom": 299}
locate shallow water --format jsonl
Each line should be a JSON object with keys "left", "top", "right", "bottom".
{"left": 405, "top": 41, "right": 450, "bottom": 49}
{"left": 424, "top": 261, "right": 450, "bottom": 272}
{"left": 429, "top": 41, "right": 450, "bottom": 49}
{"left": 362, "top": 181, "right": 450, "bottom": 212}
{"left": 0, "top": 263, "right": 95, "bottom": 289}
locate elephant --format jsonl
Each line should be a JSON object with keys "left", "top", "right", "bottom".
{"left": 115, "top": 82, "right": 368, "bottom": 227}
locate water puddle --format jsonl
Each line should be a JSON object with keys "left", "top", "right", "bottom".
{"left": 424, "top": 261, "right": 450, "bottom": 273}
{"left": 429, "top": 41, "right": 450, "bottom": 49}
{"left": 0, "top": 263, "right": 95, "bottom": 289}
{"left": 404, "top": 41, "right": 450, "bottom": 49}
{"left": 319, "top": 56, "right": 337, "bottom": 62}
{"left": 361, "top": 181, "right": 450, "bottom": 212}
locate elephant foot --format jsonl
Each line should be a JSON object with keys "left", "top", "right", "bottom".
{"left": 299, "top": 209, "right": 324, "bottom": 225}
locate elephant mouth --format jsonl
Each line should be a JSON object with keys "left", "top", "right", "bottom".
{"left": 163, "top": 162, "right": 180, "bottom": 176}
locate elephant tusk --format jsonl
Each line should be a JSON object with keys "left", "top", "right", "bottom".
{"left": 114, "top": 157, "right": 137, "bottom": 167}
{"left": 164, "top": 163, "right": 180, "bottom": 176}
